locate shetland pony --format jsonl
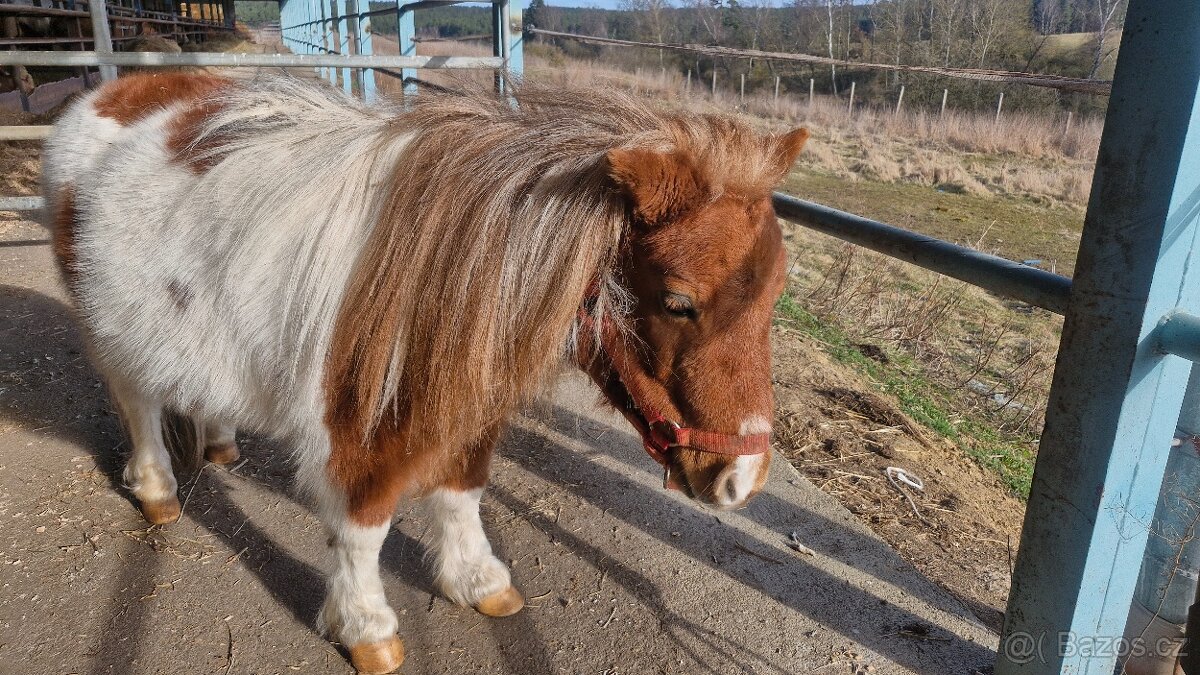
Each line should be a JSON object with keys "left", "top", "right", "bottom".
{"left": 42, "top": 72, "right": 807, "bottom": 673}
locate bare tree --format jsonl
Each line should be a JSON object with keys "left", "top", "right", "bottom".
{"left": 825, "top": 0, "right": 837, "bottom": 94}
{"left": 620, "top": 0, "right": 674, "bottom": 63}
{"left": 1088, "top": 0, "right": 1126, "bottom": 79}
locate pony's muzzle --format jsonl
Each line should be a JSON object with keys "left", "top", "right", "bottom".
{"left": 711, "top": 454, "right": 769, "bottom": 509}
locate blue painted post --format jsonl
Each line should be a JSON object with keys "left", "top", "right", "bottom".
{"left": 308, "top": 0, "right": 320, "bottom": 77}
{"left": 305, "top": 0, "right": 316, "bottom": 63}
{"left": 508, "top": 6, "right": 523, "bottom": 82}
{"left": 355, "top": 0, "right": 376, "bottom": 103}
{"left": 996, "top": 1, "right": 1200, "bottom": 673}
{"left": 322, "top": 0, "right": 335, "bottom": 83}
{"left": 491, "top": 0, "right": 507, "bottom": 93}
{"left": 336, "top": 0, "right": 351, "bottom": 92}
{"left": 396, "top": 0, "right": 416, "bottom": 96}
{"left": 327, "top": 0, "right": 339, "bottom": 85}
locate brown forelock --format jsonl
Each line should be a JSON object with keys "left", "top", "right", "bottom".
{"left": 51, "top": 186, "right": 80, "bottom": 290}
{"left": 321, "top": 82, "right": 800, "bottom": 524}
{"left": 93, "top": 72, "right": 231, "bottom": 126}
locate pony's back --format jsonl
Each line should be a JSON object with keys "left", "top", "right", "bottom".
{"left": 42, "top": 73, "right": 408, "bottom": 446}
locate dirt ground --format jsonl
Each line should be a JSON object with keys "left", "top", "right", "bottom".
{"left": 769, "top": 324, "right": 1024, "bottom": 633}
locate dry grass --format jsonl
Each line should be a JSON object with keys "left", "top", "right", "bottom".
{"left": 780, "top": 228, "right": 1060, "bottom": 496}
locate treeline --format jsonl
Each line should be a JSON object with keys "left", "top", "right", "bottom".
{"left": 232, "top": 1, "right": 489, "bottom": 38}
{"left": 526, "top": 0, "right": 1123, "bottom": 115}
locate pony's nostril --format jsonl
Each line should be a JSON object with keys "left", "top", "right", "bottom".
{"left": 722, "top": 475, "right": 739, "bottom": 504}
{"left": 712, "top": 454, "right": 766, "bottom": 508}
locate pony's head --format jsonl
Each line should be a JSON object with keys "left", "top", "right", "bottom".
{"left": 586, "top": 124, "right": 809, "bottom": 510}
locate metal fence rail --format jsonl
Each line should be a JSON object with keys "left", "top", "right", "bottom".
{"left": 0, "top": 0, "right": 525, "bottom": 213}
{"left": 277, "top": 0, "right": 522, "bottom": 100}
{"left": 773, "top": 195, "right": 1072, "bottom": 315}
{"left": 0, "top": 50, "right": 502, "bottom": 69}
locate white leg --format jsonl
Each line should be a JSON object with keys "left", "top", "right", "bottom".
{"left": 202, "top": 419, "right": 240, "bottom": 464}
{"left": 424, "top": 487, "right": 519, "bottom": 613}
{"left": 317, "top": 520, "right": 399, "bottom": 647}
{"left": 111, "top": 379, "right": 180, "bottom": 524}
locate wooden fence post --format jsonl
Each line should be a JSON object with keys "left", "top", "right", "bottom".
{"left": 711, "top": 69, "right": 716, "bottom": 96}
{"left": 809, "top": 77, "right": 814, "bottom": 106}
{"left": 1065, "top": 111, "right": 1073, "bottom": 135}
{"left": 848, "top": 81, "right": 855, "bottom": 116}
{"left": 774, "top": 75, "right": 780, "bottom": 108}
{"left": 940, "top": 88, "right": 948, "bottom": 117}
{"left": 740, "top": 73, "right": 745, "bottom": 103}
{"left": 995, "top": 91, "right": 1004, "bottom": 125}
{"left": 686, "top": 69, "right": 691, "bottom": 93}
{"left": 895, "top": 84, "right": 905, "bottom": 116}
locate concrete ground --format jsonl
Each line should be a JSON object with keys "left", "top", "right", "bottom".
{"left": 0, "top": 215, "right": 998, "bottom": 674}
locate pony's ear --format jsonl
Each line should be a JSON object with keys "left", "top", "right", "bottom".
{"left": 769, "top": 127, "right": 809, "bottom": 179}
{"left": 606, "top": 147, "right": 709, "bottom": 225}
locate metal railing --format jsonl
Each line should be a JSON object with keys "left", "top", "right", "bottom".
{"left": 0, "top": 0, "right": 524, "bottom": 212}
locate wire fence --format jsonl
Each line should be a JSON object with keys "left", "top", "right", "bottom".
{"left": 529, "top": 28, "right": 1113, "bottom": 96}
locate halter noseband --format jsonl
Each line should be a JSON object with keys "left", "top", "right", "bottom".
{"left": 579, "top": 300, "right": 771, "bottom": 488}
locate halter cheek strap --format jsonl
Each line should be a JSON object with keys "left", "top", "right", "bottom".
{"left": 581, "top": 307, "right": 772, "bottom": 483}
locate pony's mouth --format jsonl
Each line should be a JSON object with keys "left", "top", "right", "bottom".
{"left": 598, "top": 369, "right": 692, "bottom": 496}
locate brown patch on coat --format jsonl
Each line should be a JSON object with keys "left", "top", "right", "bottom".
{"left": 165, "top": 98, "right": 230, "bottom": 173}
{"left": 166, "top": 279, "right": 192, "bottom": 310}
{"left": 92, "top": 71, "right": 230, "bottom": 126}
{"left": 51, "top": 187, "right": 80, "bottom": 290}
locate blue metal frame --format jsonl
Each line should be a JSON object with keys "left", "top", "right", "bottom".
{"left": 336, "top": 0, "right": 351, "bottom": 91}
{"left": 277, "top": 0, "right": 521, "bottom": 101}
{"left": 993, "top": 1, "right": 1200, "bottom": 672}
{"left": 396, "top": 0, "right": 417, "bottom": 96}
{"left": 355, "top": 0, "right": 376, "bottom": 102}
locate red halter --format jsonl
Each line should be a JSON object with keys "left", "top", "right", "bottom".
{"left": 578, "top": 303, "right": 771, "bottom": 487}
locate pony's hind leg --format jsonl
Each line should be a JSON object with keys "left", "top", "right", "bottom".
{"left": 202, "top": 420, "right": 240, "bottom": 465}
{"left": 109, "top": 379, "right": 180, "bottom": 525}
{"left": 424, "top": 425, "right": 524, "bottom": 617}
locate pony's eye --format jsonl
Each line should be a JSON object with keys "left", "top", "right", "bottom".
{"left": 662, "top": 292, "right": 696, "bottom": 319}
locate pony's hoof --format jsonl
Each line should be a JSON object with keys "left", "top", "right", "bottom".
{"left": 140, "top": 496, "right": 181, "bottom": 525}
{"left": 348, "top": 635, "right": 405, "bottom": 674}
{"left": 204, "top": 442, "right": 240, "bottom": 465}
{"left": 475, "top": 585, "right": 524, "bottom": 617}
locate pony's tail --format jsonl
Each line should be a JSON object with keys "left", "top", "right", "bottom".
{"left": 112, "top": 398, "right": 206, "bottom": 474}
{"left": 161, "top": 410, "right": 206, "bottom": 474}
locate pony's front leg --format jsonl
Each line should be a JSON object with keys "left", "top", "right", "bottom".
{"left": 313, "top": 473, "right": 406, "bottom": 674}
{"left": 424, "top": 426, "right": 524, "bottom": 617}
